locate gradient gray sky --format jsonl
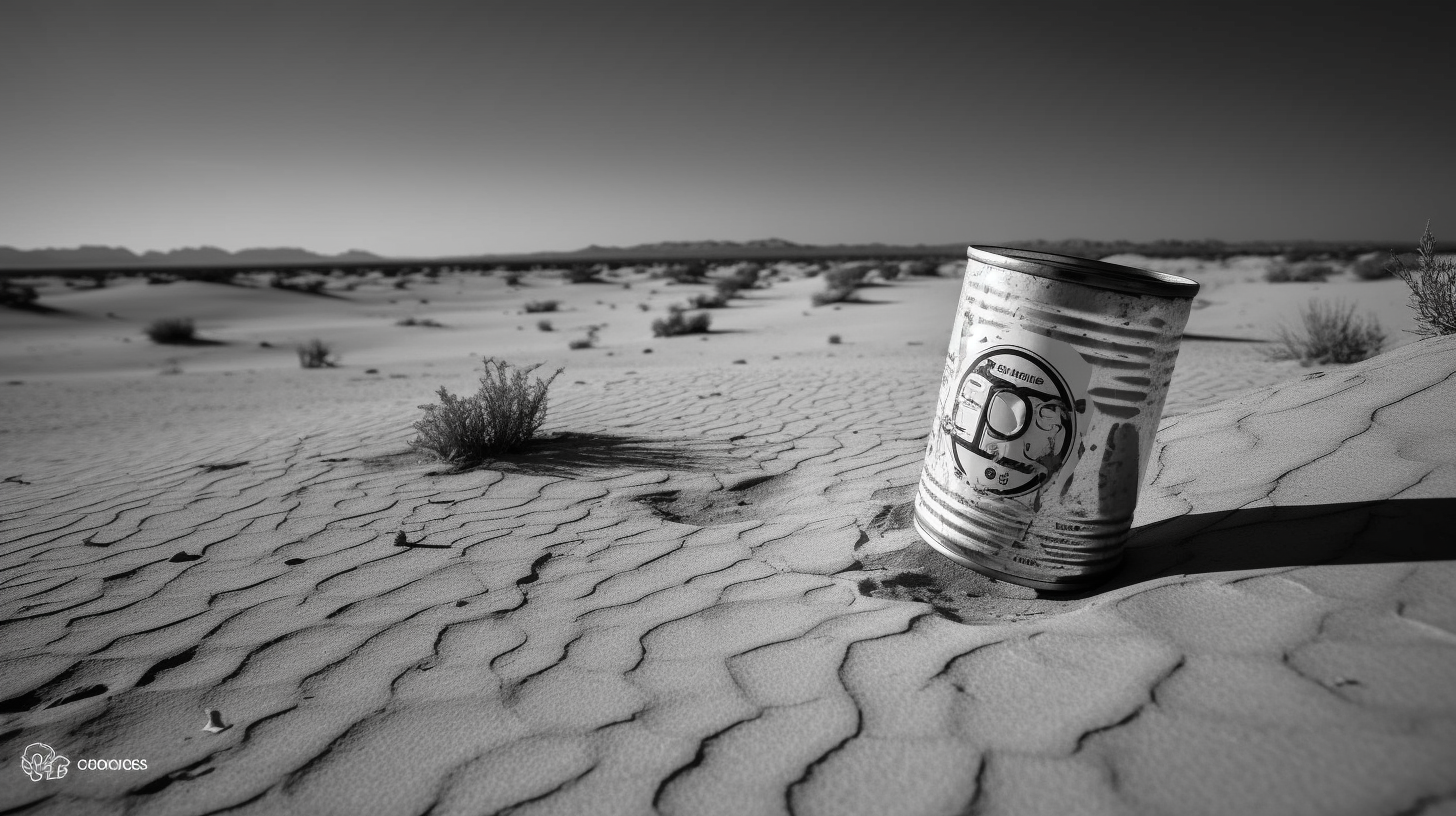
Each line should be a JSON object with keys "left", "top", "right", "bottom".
{"left": 2, "top": 1, "right": 1450, "bottom": 256}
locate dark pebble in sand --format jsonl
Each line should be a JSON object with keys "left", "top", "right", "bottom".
{"left": 456, "top": 600, "right": 469, "bottom": 607}
{"left": 732, "top": 359, "right": 746, "bottom": 365}
{"left": 643, "top": 349, "right": 653, "bottom": 354}
{"left": 169, "top": 552, "right": 202, "bottom": 563}
{"left": 365, "top": 368, "right": 379, "bottom": 374}
{"left": 284, "top": 558, "right": 306, "bottom": 565}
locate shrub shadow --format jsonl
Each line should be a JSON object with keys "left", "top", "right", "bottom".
{"left": 455, "top": 432, "right": 738, "bottom": 477}
{"left": 153, "top": 337, "right": 228, "bottom": 347}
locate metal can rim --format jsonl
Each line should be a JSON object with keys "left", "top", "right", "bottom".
{"left": 968, "top": 245, "right": 1201, "bottom": 300}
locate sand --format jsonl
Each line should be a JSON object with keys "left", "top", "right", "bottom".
{"left": 2, "top": 260, "right": 1453, "bottom": 815}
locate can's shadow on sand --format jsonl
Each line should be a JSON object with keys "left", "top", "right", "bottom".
{"left": 862, "top": 497, "right": 1455, "bottom": 621}
{"left": 1107, "top": 496, "right": 1456, "bottom": 591}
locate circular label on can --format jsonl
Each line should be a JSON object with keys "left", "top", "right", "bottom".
{"left": 948, "top": 346, "right": 1079, "bottom": 496}
{"left": 937, "top": 326, "right": 1092, "bottom": 500}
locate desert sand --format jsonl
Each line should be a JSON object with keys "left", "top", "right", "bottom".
{"left": 2, "top": 259, "right": 1454, "bottom": 815}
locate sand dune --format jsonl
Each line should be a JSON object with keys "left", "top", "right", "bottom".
{"left": 2, "top": 263, "right": 1452, "bottom": 814}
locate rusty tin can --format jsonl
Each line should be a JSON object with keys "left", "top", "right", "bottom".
{"left": 914, "top": 246, "right": 1200, "bottom": 591}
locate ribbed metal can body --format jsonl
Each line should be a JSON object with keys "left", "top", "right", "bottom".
{"left": 914, "top": 246, "right": 1199, "bottom": 591}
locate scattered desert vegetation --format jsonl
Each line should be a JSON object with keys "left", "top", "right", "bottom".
{"left": 812, "top": 263, "right": 873, "bottom": 306}
{"left": 652, "top": 305, "right": 712, "bottom": 337}
{"left": 569, "top": 324, "right": 603, "bottom": 350}
{"left": 0, "top": 280, "right": 39, "bottom": 308}
{"left": 523, "top": 300, "right": 559, "bottom": 313}
{"left": 410, "top": 358, "right": 563, "bottom": 465}
{"left": 1391, "top": 224, "right": 1456, "bottom": 338}
{"left": 503, "top": 272, "right": 523, "bottom": 287}
{"left": 297, "top": 338, "right": 337, "bottom": 368}
{"left": 1350, "top": 252, "right": 1402, "bottom": 281}
{"left": 537, "top": 319, "right": 554, "bottom": 332}
{"left": 271, "top": 274, "right": 327, "bottom": 294}
{"left": 1269, "top": 299, "right": 1386, "bottom": 364}
{"left": 396, "top": 317, "right": 444, "bottom": 327}
{"left": 828, "top": 334, "right": 842, "bottom": 345}
{"left": 902, "top": 259, "right": 941, "bottom": 277}
{"left": 687, "top": 292, "right": 731, "bottom": 309}
{"left": 658, "top": 263, "right": 708, "bottom": 284}
{"left": 1265, "top": 260, "right": 1332, "bottom": 283}
{"left": 145, "top": 318, "right": 197, "bottom": 344}
{"left": 565, "top": 267, "right": 604, "bottom": 284}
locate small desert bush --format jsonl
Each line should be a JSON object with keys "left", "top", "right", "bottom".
{"left": 823, "top": 264, "right": 873, "bottom": 290}
{"left": 537, "top": 319, "right": 554, "bottom": 331}
{"left": 569, "top": 324, "right": 603, "bottom": 350}
{"left": 873, "top": 264, "right": 901, "bottom": 281}
{"left": 565, "top": 267, "right": 603, "bottom": 284}
{"left": 410, "top": 358, "right": 563, "bottom": 464}
{"left": 903, "top": 259, "right": 941, "bottom": 277}
{"left": 0, "top": 280, "right": 39, "bottom": 307}
{"left": 523, "top": 300, "right": 559, "bottom": 313}
{"left": 297, "top": 338, "right": 337, "bottom": 368}
{"left": 397, "top": 317, "right": 444, "bottom": 328}
{"left": 652, "top": 306, "right": 711, "bottom": 337}
{"left": 828, "top": 334, "right": 842, "bottom": 344}
{"left": 658, "top": 263, "right": 707, "bottom": 284}
{"left": 1350, "top": 252, "right": 1403, "bottom": 281}
{"left": 687, "top": 292, "right": 730, "bottom": 309}
{"left": 1391, "top": 225, "right": 1456, "bottom": 338}
{"left": 1265, "top": 260, "right": 1332, "bottom": 283}
{"left": 713, "top": 278, "right": 745, "bottom": 299}
{"left": 503, "top": 272, "right": 523, "bottom": 287}
{"left": 812, "top": 263, "right": 873, "bottom": 306}
{"left": 1269, "top": 299, "right": 1386, "bottom": 364}
{"left": 145, "top": 318, "right": 196, "bottom": 344}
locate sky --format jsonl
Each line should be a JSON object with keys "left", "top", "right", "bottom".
{"left": 1, "top": 1, "right": 1451, "bottom": 257}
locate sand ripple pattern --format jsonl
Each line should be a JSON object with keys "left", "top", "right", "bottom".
{"left": 3, "top": 340, "right": 1455, "bottom": 816}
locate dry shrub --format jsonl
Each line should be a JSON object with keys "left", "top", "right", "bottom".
{"left": 658, "top": 263, "right": 707, "bottom": 284}
{"left": 0, "top": 280, "right": 39, "bottom": 307}
{"left": 145, "top": 318, "right": 196, "bottom": 344}
{"left": 537, "top": 319, "right": 554, "bottom": 332}
{"left": 1265, "top": 260, "right": 1332, "bottom": 283}
{"left": 1269, "top": 299, "right": 1386, "bottom": 364}
{"left": 811, "top": 263, "right": 873, "bottom": 306}
{"left": 687, "top": 292, "right": 730, "bottom": 309}
{"left": 565, "top": 267, "right": 603, "bottom": 284}
{"left": 652, "top": 306, "right": 711, "bottom": 337}
{"left": 410, "top": 358, "right": 562, "bottom": 464}
{"left": 297, "top": 338, "right": 337, "bottom": 368}
{"left": 903, "top": 259, "right": 941, "bottom": 277}
{"left": 397, "top": 317, "right": 444, "bottom": 327}
{"left": 1350, "top": 252, "right": 1407, "bottom": 281}
{"left": 569, "top": 324, "right": 602, "bottom": 350}
{"left": 523, "top": 300, "right": 559, "bottom": 313}
{"left": 1391, "top": 224, "right": 1456, "bottom": 338}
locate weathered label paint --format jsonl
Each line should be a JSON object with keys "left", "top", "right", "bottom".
{"left": 914, "top": 246, "right": 1199, "bottom": 591}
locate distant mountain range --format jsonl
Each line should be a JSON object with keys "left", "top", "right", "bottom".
{"left": 0, "top": 237, "right": 1405, "bottom": 271}
{"left": 0, "top": 245, "right": 383, "bottom": 269}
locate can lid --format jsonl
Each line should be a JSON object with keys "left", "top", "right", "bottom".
{"left": 968, "top": 246, "right": 1201, "bottom": 299}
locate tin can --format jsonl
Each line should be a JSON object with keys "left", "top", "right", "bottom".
{"left": 913, "top": 246, "right": 1200, "bottom": 591}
